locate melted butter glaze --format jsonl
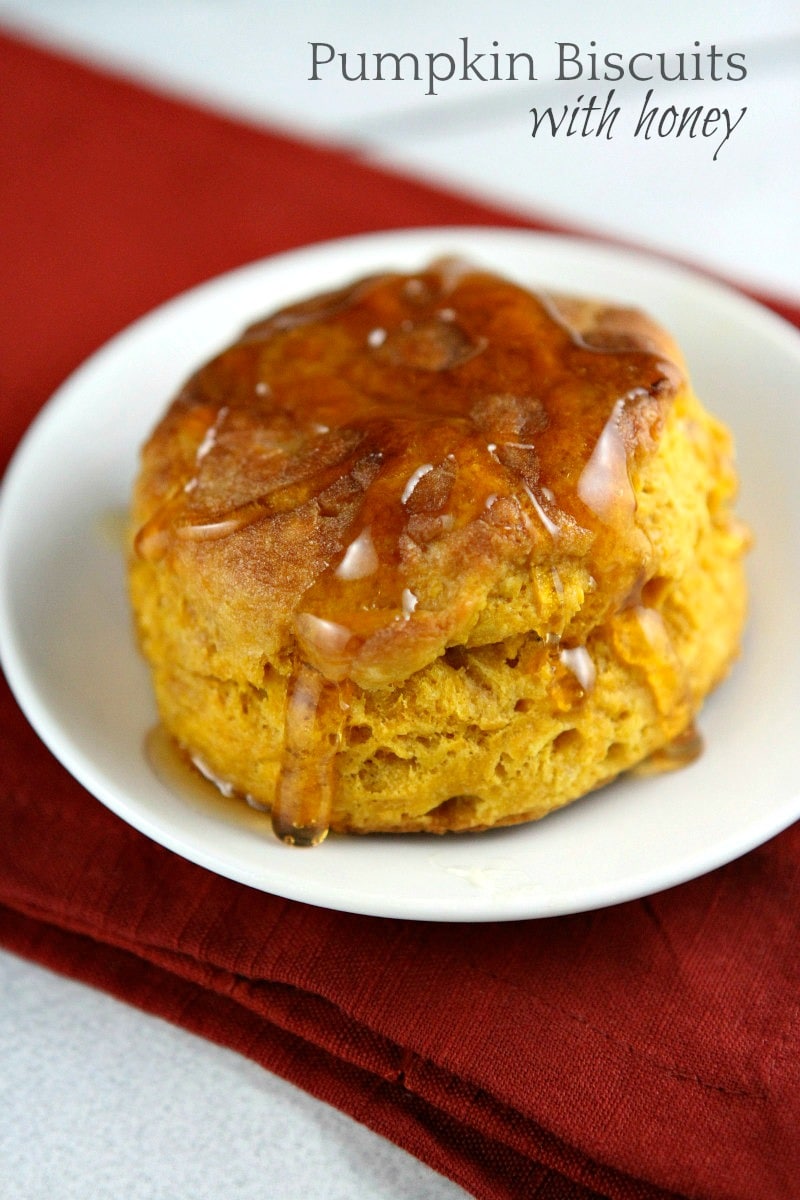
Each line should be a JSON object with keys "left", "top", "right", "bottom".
{"left": 134, "top": 261, "right": 683, "bottom": 843}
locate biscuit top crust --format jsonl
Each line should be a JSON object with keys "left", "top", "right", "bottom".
{"left": 133, "top": 260, "right": 684, "bottom": 689}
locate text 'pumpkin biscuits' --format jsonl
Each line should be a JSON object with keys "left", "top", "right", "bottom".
{"left": 128, "top": 261, "right": 749, "bottom": 845}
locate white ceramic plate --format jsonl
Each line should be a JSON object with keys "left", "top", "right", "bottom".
{"left": 1, "top": 228, "right": 799, "bottom": 921}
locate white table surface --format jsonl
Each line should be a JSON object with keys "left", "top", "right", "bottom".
{"left": 1, "top": 3, "right": 798, "bottom": 1198}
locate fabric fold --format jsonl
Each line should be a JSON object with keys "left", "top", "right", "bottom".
{"left": 1, "top": 29, "right": 799, "bottom": 1200}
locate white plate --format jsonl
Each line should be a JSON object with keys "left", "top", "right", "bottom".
{"left": 1, "top": 228, "right": 799, "bottom": 921}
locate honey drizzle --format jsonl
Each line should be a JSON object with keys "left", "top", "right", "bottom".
{"left": 144, "top": 724, "right": 270, "bottom": 826}
{"left": 631, "top": 723, "right": 704, "bottom": 777}
{"left": 133, "top": 261, "right": 688, "bottom": 842}
{"left": 272, "top": 662, "right": 349, "bottom": 846}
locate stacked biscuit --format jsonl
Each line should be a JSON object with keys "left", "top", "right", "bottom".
{"left": 128, "top": 262, "right": 748, "bottom": 843}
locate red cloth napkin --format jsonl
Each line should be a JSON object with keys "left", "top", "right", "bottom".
{"left": 2, "top": 31, "right": 799, "bottom": 1200}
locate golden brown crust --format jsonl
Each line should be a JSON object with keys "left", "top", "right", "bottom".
{"left": 544, "top": 292, "right": 687, "bottom": 370}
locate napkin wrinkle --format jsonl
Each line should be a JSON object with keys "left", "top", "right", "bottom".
{"left": 0, "top": 896, "right": 670, "bottom": 1200}
{"left": 636, "top": 896, "right": 684, "bottom": 972}
{"left": 0, "top": 841, "right": 699, "bottom": 1200}
{"left": 0, "top": 879, "right": 770, "bottom": 1200}
{"left": 0, "top": 903, "right": 571, "bottom": 1200}
{"left": 0, "top": 797, "right": 779, "bottom": 1107}
{"left": 12, "top": 852, "right": 765, "bottom": 1104}
{"left": 417, "top": 921, "right": 773, "bottom": 1105}
{"left": 455, "top": 950, "right": 767, "bottom": 1102}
